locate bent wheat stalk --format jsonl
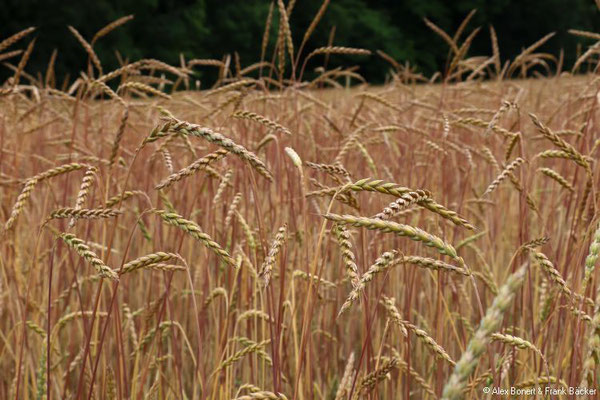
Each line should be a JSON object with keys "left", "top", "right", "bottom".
{"left": 154, "top": 210, "right": 235, "bottom": 266}
{"left": 58, "top": 233, "right": 118, "bottom": 280}
{"left": 325, "top": 213, "right": 459, "bottom": 259}
{"left": 4, "top": 163, "right": 90, "bottom": 231}
{"left": 374, "top": 190, "right": 431, "bottom": 220}
{"left": 155, "top": 149, "right": 229, "bottom": 190}
{"left": 158, "top": 111, "right": 273, "bottom": 181}
{"left": 119, "top": 252, "right": 181, "bottom": 275}
{"left": 482, "top": 157, "right": 525, "bottom": 197}
{"left": 310, "top": 178, "right": 474, "bottom": 229}
{"left": 233, "top": 110, "right": 291, "bottom": 135}
{"left": 338, "top": 250, "right": 399, "bottom": 316}
{"left": 538, "top": 167, "right": 575, "bottom": 192}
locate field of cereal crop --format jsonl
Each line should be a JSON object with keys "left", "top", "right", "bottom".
{"left": 1, "top": 7, "right": 600, "bottom": 400}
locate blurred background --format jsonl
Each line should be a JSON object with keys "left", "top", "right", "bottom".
{"left": 1, "top": 0, "right": 599, "bottom": 84}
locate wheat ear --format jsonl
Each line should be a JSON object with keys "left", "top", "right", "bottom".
{"left": 234, "top": 391, "right": 288, "bottom": 400}
{"left": 215, "top": 339, "right": 271, "bottom": 373}
{"left": 3, "top": 178, "right": 38, "bottom": 232}
{"left": 403, "top": 256, "right": 470, "bottom": 276}
{"left": 339, "top": 178, "right": 474, "bottom": 229}
{"left": 529, "top": 113, "right": 589, "bottom": 170}
{"left": 69, "top": 166, "right": 98, "bottom": 227}
{"left": 46, "top": 208, "right": 122, "bottom": 225}
{"left": 104, "top": 190, "right": 147, "bottom": 208}
{"left": 326, "top": 214, "right": 459, "bottom": 259}
{"left": 58, "top": 233, "right": 118, "bottom": 280}
{"left": 354, "top": 357, "right": 398, "bottom": 397}
{"left": 258, "top": 224, "right": 287, "bottom": 287}
{"left": 382, "top": 296, "right": 454, "bottom": 365}
{"left": 374, "top": 190, "right": 431, "bottom": 220}
{"left": 158, "top": 112, "right": 273, "bottom": 181}
{"left": 4, "top": 163, "right": 90, "bottom": 232}
{"left": 119, "top": 252, "right": 181, "bottom": 275}
{"left": 154, "top": 210, "right": 235, "bottom": 266}
{"left": 232, "top": 110, "right": 291, "bottom": 136}
{"left": 155, "top": 149, "right": 229, "bottom": 190}
{"left": 441, "top": 265, "right": 527, "bottom": 399}
{"left": 583, "top": 222, "right": 600, "bottom": 290}
{"left": 482, "top": 157, "right": 525, "bottom": 197}
{"left": 332, "top": 224, "right": 360, "bottom": 288}
{"left": 334, "top": 351, "right": 355, "bottom": 400}
{"left": 538, "top": 167, "right": 574, "bottom": 192}
{"left": 68, "top": 25, "right": 102, "bottom": 76}
{"left": 338, "top": 250, "right": 399, "bottom": 316}
{"left": 91, "top": 15, "right": 134, "bottom": 45}
{"left": 579, "top": 221, "right": 600, "bottom": 386}
{"left": 0, "top": 27, "right": 35, "bottom": 53}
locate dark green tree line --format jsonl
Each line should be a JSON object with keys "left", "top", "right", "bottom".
{"left": 1, "top": 0, "right": 599, "bottom": 84}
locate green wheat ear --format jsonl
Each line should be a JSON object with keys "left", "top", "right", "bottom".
{"left": 442, "top": 266, "right": 527, "bottom": 400}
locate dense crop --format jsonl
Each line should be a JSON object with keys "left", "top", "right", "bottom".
{"left": 1, "top": 6, "right": 600, "bottom": 400}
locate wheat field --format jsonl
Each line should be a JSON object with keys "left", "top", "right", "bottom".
{"left": 1, "top": 6, "right": 600, "bottom": 400}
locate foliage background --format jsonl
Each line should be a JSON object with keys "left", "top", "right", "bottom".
{"left": 1, "top": 0, "right": 599, "bottom": 83}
